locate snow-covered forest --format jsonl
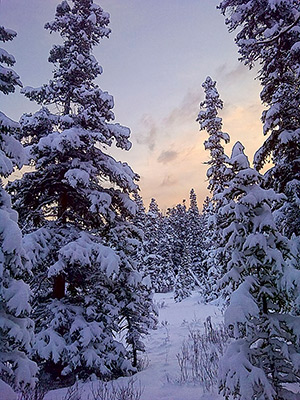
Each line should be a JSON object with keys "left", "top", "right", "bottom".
{"left": 1, "top": 0, "right": 300, "bottom": 399}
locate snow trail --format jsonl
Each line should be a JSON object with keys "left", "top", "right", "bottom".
{"left": 44, "top": 291, "right": 224, "bottom": 400}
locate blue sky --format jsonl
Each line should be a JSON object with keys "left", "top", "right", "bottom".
{"left": 0, "top": 0, "right": 264, "bottom": 211}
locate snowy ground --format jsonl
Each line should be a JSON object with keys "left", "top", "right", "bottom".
{"left": 44, "top": 292, "right": 225, "bottom": 400}
{"left": 2, "top": 291, "right": 299, "bottom": 399}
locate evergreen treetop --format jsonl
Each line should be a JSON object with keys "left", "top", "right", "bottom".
{"left": 197, "top": 76, "right": 230, "bottom": 196}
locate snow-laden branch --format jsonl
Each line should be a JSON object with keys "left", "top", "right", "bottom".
{"left": 256, "top": 12, "right": 300, "bottom": 45}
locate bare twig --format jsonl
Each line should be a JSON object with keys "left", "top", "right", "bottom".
{"left": 176, "top": 316, "right": 230, "bottom": 392}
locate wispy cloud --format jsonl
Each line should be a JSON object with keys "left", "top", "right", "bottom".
{"left": 157, "top": 150, "right": 178, "bottom": 164}
{"left": 163, "top": 88, "right": 201, "bottom": 128}
{"left": 215, "top": 63, "right": 248, "bottom": 83}
{"left": 160, "top": 174, "right": 178, "bottom": 187}
{"left": 135, "top": 114, "right": 157, "bottom": 151}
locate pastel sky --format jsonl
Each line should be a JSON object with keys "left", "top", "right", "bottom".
{"left": 0, "top": 0, "right": 265, "bottom": 211}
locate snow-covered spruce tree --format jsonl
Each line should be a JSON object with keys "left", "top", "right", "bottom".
{"left": 112, "top": 193, "right": 157, "bottom": 369}
{"left": 0, "top": 26, "right": 37, "bottom": 390}
{"left": 196, "top": 76, "right": 231, "bottom": 301}
{"left": 218, "top": 142, "right": 300, "bottom": 400}
{"left": 143, "top": 198, "right": 162, "bottom": 291}
{"left": 186, "top": 188, "right": 205, "bottom": 288}
{"left": 167, "top": 202, "right": 188, "bottom": 272}
{"left": 8, "top": 1, "right": 155, "bottom": 385}
{"left": 218, "top": 0, "right": 300, "bottom": 239}
{"left": 200, "top": 196, "right": 213, "bottom": 277}
{"left": 131, "top": 192, "right": 148, "bottom": 277}
{"left": 156, "top": 207, "right": 176, "bottom": 292}
{"left": 144, "top": 198, "right": 174, "bottom": 293}
{"left": 167, "top": 199, "right": 202, "bottom": 299}
{"left": 106, "top": 221, "right": 157, "bottom": 369}
{"left": 132, "top": 191, "right": 147, "bottom": 233}
{"left": 174, "top": 245, "right": 194, "bottom": 303}
{"left": 197, "top": 76, "right": 230, "bottom": 196}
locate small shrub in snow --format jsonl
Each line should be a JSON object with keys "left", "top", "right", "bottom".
{"left": 154, "top": 299, "right": 168, "bottom": 309}
{"left": 60, "top": 379, "right": 143, "bottom": 400}
{"left": 89, "top": 378, "right": 143, "bottom": 400}
{"left": 135, "top": 354, "right": 149, "bottom": 372}
{"left": 16, "top": 384, "right": 47, "bottom": 400}
{"left": 61, "top": 382, "right": 83, "bottom": 400}
{"left": 176, "top": 317, "right": 229, "bottom": 391}
{"left": 161, "top": 320, "right": 170, "bottom": 344}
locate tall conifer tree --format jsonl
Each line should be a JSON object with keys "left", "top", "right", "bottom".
{"left": 8, "top": 0, "right": 155, "bottom": 384}
{"left": 218, "top": 0, "right": 300, "bottom": 238}
{"left": 0, "top": 26, "right": 37, "bottom": 390}
{"left": 218, "top": 142, "right": 300, "bottom": 400}
{"left": 144, "top": 198, "right": 174, "bottom": 293}
{"left": 197, "top": 77, "right": 231, "bottom": 301}
{"left": 186, "top": 188, "right": 205, "bottom": 286}
{"left": 167, "top": 201, "right": 188, "bottom": 277}
{"left": 197, "top": 76, "right": 230, "bottom": 197}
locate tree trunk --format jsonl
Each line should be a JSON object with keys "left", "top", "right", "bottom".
{"left": 262, "top": 294, "right": 268, "bottom": 314}
{"left": 58, "top": 190, "right": 68, "bottom": 223}
{"left": 132, "top": 347, "right": 138, "bottom": 368}
{"left": 53, "top": 273, "right": 65, "bottom": 299}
